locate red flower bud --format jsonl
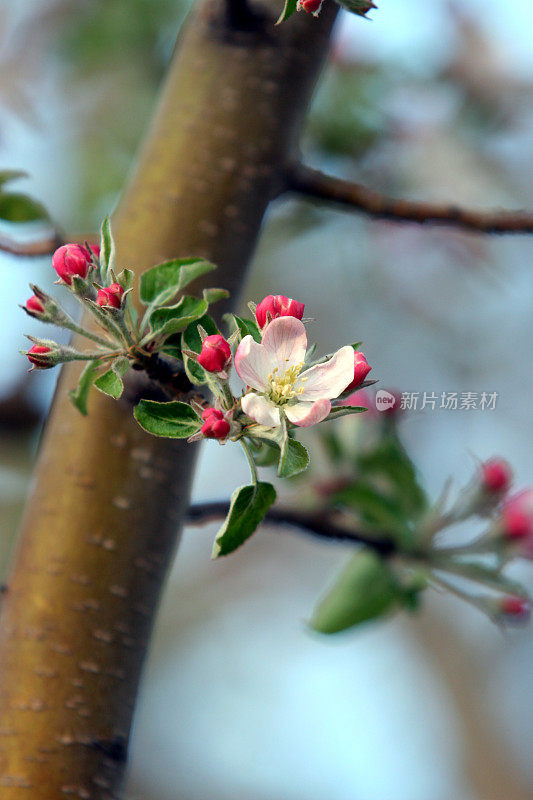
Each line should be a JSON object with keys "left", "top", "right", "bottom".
{"left": 96, "top": 283, "right": 124, "bottom": 309}
{"left": 499, "top": 489, "right": 533, "bottom": 558}
{"left": 198, "top": 335, "right": 232, "bottom": 373}
{"left": 52, "top": 243, "right": 92, "bottom": 285}
{"left": 481, "top": 458, "right": 512, "bottom": 494}
{"left": 201, "top": 407, "right": 230, "bottom": 439}
{"left": 27, "top": 344, "right": 53, "bottom": 368}
{"left": 25, "top": 295, "right": 44, "bottom": 314}
{"left": 255, "top": 295, "right": 305, "bottom": 330}
{"left": 344, "top": 351, "right": 371, "bottom": 393}
{"left": 499, "top": 595, "right": 531, "bottom": 623}
{"left": 297, "top": 0, "right": 323, "bottom": 13}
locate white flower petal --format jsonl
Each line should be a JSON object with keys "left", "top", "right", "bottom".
{"left": 285, "top": 399, "right": 331, "bottom": 427}
{"left": 235, "top": 335, "right": 272, "bottom": 392}
{"left": 297, "top": 345, "right": 354, "bottom": 400}
{"left": 261, "top": 316, "right": 307, "bottom": 374}
{"left": 241, "top": 393, "right": 281, "bottom": 427}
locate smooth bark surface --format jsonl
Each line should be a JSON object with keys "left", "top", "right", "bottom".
{"left": 0, "top": 1, "right": 337, "bottom": 797}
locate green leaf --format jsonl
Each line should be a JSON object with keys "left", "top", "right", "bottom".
{"left": 278, "top": 436, "right": 309, "bottom": 478}
{"left": 94, "top": 370, "right": 123, "bottom": 399}
{"left": 212, "top": 482, "right": 277, "bottom": 558}
{"left": 276, "top": 0, "right": 297, "bottom": 24}
{"left": 203, "top": 287, "right": 230, "bottom": 305}
{"left": 148, "top": 296, "right": 208, "bottom": 340}
{"left": 249, "top": 440, "right": 281, "bottom": 467}
{"left": 182, "top": 314, "right": 219, "bottom": 350}
{"left": 68, "top": 360, "right": 100, "bottom": 415}
{"left": 99, "top": 215, "right": 116, "bottom": 280}
{"left": 310, "top": 550, "right": 397, "bottom": 634}
{"left": 140, "top": 257, "right": 216, "bottom": 305}
{"left": 116, "top": 267, "right": 135, "bottom": 292}
{"left": 224, "top": 313, "right": 261, "bottom": 343}
{"left": 356, "top": 434, "right": 427, "bottom": 521}
{"left": 331, "top": 481, "right": 412, "bottom": 543}
{"left": 326, "top": 405, "right": 368, "bottom": 420}
{"left": 94, "top": 356, "right": 130, "bottom": 399}
{"left": 134, "top": 399, "right": 201, "bottom": 438}
{"left": 0, "top": 192, "right": 48, "bottom": 222}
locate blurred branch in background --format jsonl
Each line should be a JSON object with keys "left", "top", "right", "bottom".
{"left": 287, "top": 163, "right": 533, "bottom": 234}
{"left": 187, "top": 501, "right": 396, "bottom": 553}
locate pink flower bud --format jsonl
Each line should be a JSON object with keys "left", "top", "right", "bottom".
{"left": 255, "top": 295, "right": 305, "bottom": 330}
{"left": 344, "top": 351, "right": 371, "bottom": 393}
{"left": 198, "top": 335, "right": 232, "bottom": 373}
{"left": 96, "top": 283, "right": 124, "bottom": 309}
{"left": 481, "top": 458, "right": 512, "bottom": 494}
{"left": 26, "top": 295, "right": 44, "bottom": 315}
{"left": 201, "top": 407, "right": 230, "bottom": 439}
{"left": 52, "top": 243, "right": 92, "bottom": 285}
{"left": 90, "top": 244, "right": 100, "bottom": 260}
{"left": 498, "top": 489, "right": 533, "bottom": 558}
{"left": 27, "top": 344, "right": 53, "bottom": 369}
{"left": 297, "top": 0, "right": 323, "bottom": 13}
{"left": 499, "top": 595, "right": 531, "bottom": 623}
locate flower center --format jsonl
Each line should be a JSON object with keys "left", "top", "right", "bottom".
{"left": 267, "top": 362, "right": 306, "bottom": 405}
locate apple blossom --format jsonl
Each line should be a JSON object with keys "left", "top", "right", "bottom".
{"left": 235, "top": 316, "right": 354, "bottom": 428}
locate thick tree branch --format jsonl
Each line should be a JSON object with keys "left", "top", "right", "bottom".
{"left": 0, "top": 2, "right": 339, "bottom": 797}
{"left": 286, "top": 163, "right": 533, "bottom": 234}
{"left": 186, "top": 501, "right": 395, "bottom": 555}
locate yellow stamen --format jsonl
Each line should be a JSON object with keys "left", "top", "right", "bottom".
{"left": 268, "top": 361, "right": 305, "bottom": 405}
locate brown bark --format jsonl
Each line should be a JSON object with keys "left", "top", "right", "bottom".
{"left": 0, "top": 2, "right": 337, "bottom": 797}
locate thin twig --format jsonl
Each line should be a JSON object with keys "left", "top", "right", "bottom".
{"left": 186, "top": 501, "right": 396, "bottom": 555}
{"left": 286, "top": 163, "right": 533, "bottom": 235}
{"left": 0, "top": 232, "right": 62, "bottom": 258}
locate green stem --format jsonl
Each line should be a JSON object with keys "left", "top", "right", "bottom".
{"left": 114, "top": 312, "right": 137, "bottom": 348}
{"left": 241, "top": 438, "right": 259, "bottom": 486}
{"left": 221, "top": 381, "right": 235, "bottom": 410}
{"left": 64, "top": 322, "right": 114, "bottom": 349}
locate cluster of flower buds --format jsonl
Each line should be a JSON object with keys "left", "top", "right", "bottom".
{"left": 20, "top": 229, "right": 137, "bottom": 379}
{"left": 410, "top": 457, "right": 533, "bottom": 626}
